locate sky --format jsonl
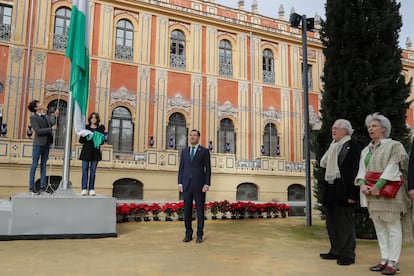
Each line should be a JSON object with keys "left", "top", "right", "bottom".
{"left": 215, "top": 0, "right": 413, "bottom": 49}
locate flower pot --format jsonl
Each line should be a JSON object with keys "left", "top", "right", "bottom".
{"left": 212, "top": 216, "right": 217, "bottom": 220}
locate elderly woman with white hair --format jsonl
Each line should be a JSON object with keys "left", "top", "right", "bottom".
{"left": 355, "top": 113, "right": 412, "bottom": 275}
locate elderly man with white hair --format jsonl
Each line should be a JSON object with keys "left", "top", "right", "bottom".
{"left": 319, "top": 119, "right": 362, "bottom": 266}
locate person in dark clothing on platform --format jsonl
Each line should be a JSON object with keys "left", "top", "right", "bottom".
{"left": 319, "top": 119, "right": 361, "bottom": 265}
{"left": 27, "top": 100, "right": 59, "bottom": 195}
{"left": 178, "top": 129, "right": 211, "bottom": 243}
{"left": 79, "top": 112, "right": 105, "bottom": 196}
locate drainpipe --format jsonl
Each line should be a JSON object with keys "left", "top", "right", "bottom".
{"left": 21, "top": 0, "right": 35, "bottom": 138}
{"left": 250, "top": 31, "right": 255, "bottom": 161}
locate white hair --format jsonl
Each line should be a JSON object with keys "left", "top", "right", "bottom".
{"left": 365, "top": 112, "right": 391, "bottom": 138}
{"left": 335, "top": 119, "right": 354, "bottom": 136}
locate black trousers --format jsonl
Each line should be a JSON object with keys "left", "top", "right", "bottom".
{"left": 325, "top": 203, "right": 356, "bottom": 259}
{"left": 183, "top": 180, "right": 206, "bottom": 238}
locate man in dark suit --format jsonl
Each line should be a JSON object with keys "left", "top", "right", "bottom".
{"left": 27, "top": 100, "right": 59, "bottom": 195}
{"left": 319, "top": 119, "right": 361, "bottom": 265}
{"left": 178, "top": 129, "right": 211, "bottom": 243}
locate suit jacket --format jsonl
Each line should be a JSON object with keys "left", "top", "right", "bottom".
{"left": 30, "top": 113, "right": 56, "bottom": 146}
{"left": 79, "top": 124, "right": 106, "bottom": 161}
{"left": 323, "top": 139, "right": 362, "bottom": 206}
{"left": 178, "top": 145, "right": 211, "bottom": 192}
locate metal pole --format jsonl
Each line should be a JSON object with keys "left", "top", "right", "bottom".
{"left": 302, "top": 14, "right": 312, "bottom": 227}
{"left": 21, "top": 0, "right": 35, "bottom": 138}
{"left": 60, "top": 91, "right": 74, "bottom": 190}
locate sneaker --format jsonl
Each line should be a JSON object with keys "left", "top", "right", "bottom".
{"left": 81, "top": 190, "right": 88, "bottom": 196}
{"left": 89, "top": 190, "right": 96, "bottom": 196}
{"left": 29, "top": 188, "right": 40, "bottom": 195}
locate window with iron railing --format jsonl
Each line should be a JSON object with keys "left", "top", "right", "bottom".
{"left": 0, "top": 5, "right": 12, "bottom": 41}
{"left": 219, "top": 39, "right": 233, "bottom": 77}
{"left": 53, "top": 7, "right": 71, "bottom": 51}
{"left": 170, "top": 30, "right": 186, "bottom": 69}
{"left": 263, "top": 49, "right": 275, "bottom": 84}
{"left": 115, "top": 19, "right": 134, "bottom": 61}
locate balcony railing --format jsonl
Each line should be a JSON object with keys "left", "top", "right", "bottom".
{"left": 0, "top": 23, "right": 11, "bottom": 41}
{"left": 53, "top": 33, "right": 68, "bottom": 51}
{"left": 170, "top": 54, "right": 186, "bottom": 69}
{"left": 115, "top": 45, "right": 133, "bottom": 61}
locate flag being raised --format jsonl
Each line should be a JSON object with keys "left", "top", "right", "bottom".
{"left": 66, "top": 0, "right": 91, "bottom": 138}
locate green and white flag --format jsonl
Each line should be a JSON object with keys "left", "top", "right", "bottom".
{"left": 66, "top": 0, "right": 91, "bottom": 137}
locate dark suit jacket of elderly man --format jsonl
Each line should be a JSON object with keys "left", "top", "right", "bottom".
{"left": 178, "top": 145, "right": 211, "bottom": 239}
{"left": 30, "top": 113, "right": 56, "bottom": 146}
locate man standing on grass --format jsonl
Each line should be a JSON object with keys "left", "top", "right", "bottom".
{"left": 178, "top": 129, "right": 211, "bottom": 244}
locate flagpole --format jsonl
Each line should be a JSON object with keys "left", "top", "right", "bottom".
{"left": 60, "top": 90, "right": 74, "bottom": 190}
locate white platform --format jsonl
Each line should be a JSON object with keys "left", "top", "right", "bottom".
{"left": 0, "top": 189, "right": 117, "bottom": 240}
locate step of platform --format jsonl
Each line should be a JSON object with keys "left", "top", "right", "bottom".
{"left": 0, "top": 200, "right": 11, "bottom": 235}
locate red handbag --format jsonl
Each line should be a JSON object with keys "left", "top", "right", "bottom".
{"left": 365, "top": 171, "right": 402, "bottom": 198}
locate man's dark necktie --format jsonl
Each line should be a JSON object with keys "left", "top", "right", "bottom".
{"left": 190, "top": 146, "right": 195, "bottom": 161}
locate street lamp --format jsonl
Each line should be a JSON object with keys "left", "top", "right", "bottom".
{"left": 290, "top": 13, "right": 314, "bottom": 227}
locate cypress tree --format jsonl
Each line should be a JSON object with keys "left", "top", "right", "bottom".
{"left": 313, "top": 0, "right": 411, "bottom": 238}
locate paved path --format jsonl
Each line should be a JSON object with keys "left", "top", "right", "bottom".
{"left": 1, "top": 218, "right": 413, "bottom": 275}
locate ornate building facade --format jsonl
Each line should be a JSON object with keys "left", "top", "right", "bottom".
{"left": 0, "top": 0, "right": 413, "bottom": 206}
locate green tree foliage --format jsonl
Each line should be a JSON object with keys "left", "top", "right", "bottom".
{"left": 313, "top": 0, "right": 411, "bottom": 238}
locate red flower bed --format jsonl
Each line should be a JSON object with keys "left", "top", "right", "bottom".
{"left": 116, "top": 201, "right": 290, "bottom": 223}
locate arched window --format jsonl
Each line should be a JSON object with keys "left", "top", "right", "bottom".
{"left": 236, "top": 183, "right": 258, "bottom": 201}
{"left": 170, "top": 29, "right": 186, "bottom": 69}
{"left": 115, "top": 19, "right": 134, "bottom": 61}
{"left": 113, "top": 178, "right": 143, "bottom": 200}
{"left": 53, "top": 7, "right": 71, "bottom": 51}
{"left": 263, "top": 49, "right": 275, "bottom": 84}
{"left": 0, "top": 4, "right": 12, "bottom": 41}
{"left": 287, "top": 184, "right": 306, "bottom": 217}
{"left": 166, "top": 113, "right": 187, "bottom": 153}
{"left": 219, "top": 39, "right": 233, "bottom": 77}
{"left": 109, "top": 106, "right": 133, "bottom": 153}
{"left": 288, "top": 184, "right": 305, "bottom": 201}
{"left": 47, "top": 99, "right": 67, "bottom": 148}
{"left": 218, "top": 118, "right": 236, "bottom": 154}
{"left": 263, "top": 123, "right": 279, "bottom": 157}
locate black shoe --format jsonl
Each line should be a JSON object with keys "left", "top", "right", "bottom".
{"left": 320, "top": 253, "right": 340, "bottom": 260}
{"left": 183, "top": 236, "right": 192, "bottom": 242}
{"left": 337, "top": 257, "right": 355, "bottom": 265}
{"left": 30, "top": 188, "right": 40, "bottom": 195}
{"left": 196, "top": 237, "right": 203, "bottom": 243}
